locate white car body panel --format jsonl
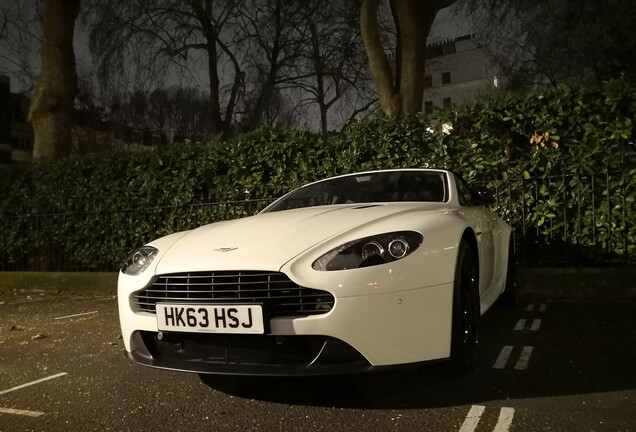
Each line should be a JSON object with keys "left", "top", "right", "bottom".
{"left": 118, "top": 169, "right": 512, "bottom": 372}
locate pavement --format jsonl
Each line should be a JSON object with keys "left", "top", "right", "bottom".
{"left": 0, "top": 276, "right": 635, "bottom": 431}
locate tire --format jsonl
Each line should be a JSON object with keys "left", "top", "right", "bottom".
{"left": 450, "top": 239, "right": 480, "bottom": 372}
{"left": 498, "top": 237, "right": 518, "bottom": 308}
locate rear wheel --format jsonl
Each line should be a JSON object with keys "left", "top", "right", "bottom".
{"left": 499, "top": 237, "right": 518, "bottom": 308}
{"left": 450, "top": 239, "right": 480, "bottom": 371}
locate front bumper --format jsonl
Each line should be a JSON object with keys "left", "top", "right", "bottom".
{"left": 120, "top": 279, "right": 455, "bottom": 373}
{"left": 127, "top": 331, "right": 374, "bottom": 376}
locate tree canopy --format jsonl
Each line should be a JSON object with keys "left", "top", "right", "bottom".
{"left": 462, "top": 0, "right": 636, "bottom": 89}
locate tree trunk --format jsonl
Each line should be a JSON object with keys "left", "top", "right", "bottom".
{"left": 246, "top": 77, "right": 276, "bottom": 130}
{"left": 192, "top": 0, "right": 227, "bottom": 136}
{"left": 207, "top": 39, "right": 226, "bottom": 135}
{"left": 360, "top": 0, "right": 452, "bottom": 116}
{"left": 319, "top": 100, "right": 328, "bottom": 136}
{"left": 28, "top": 0, "right": 80, "bottom": 161}
{"left": 360, "top": 0, "right": 400, "bottom": 115}
{"left": 245, "top": 0, "right": 283, "bottom": 130}
{"left": 391, "top": 0, "right": 435, "bottom": 113}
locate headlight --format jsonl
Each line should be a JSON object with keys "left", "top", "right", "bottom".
{"left": 312, "top": 231, "right": 423, "bottom": 271}
{"left": 121, "top": 246, "right": 158, "bottom": 276}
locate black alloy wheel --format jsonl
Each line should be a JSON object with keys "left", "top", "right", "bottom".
{"left": 450, "top": 239, "right": 480, "bottom": 371}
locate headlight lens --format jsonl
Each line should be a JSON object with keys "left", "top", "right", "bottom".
{"left": 312, "top": 231, "right": 422, "bottom": 271}
{"left": 121, "top": 246, "right": 158, "bottom": 276}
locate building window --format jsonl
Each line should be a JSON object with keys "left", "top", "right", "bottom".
{"left": 424, "top": 101, "right": 433, "bottom": 114}
{"left": 442, "top": 72, "right": 451, "bottom": 85}
{"left": 443, "top": 97, "right": 452, "bottom": 110}
{"left": 443, "top": 44, "right": 457, "bottom": 55}
{"left": 424, "top": 75, "right": 432, "bottom": 88}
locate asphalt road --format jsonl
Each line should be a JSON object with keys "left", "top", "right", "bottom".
{"left": 0, "top": 287, "right": 635, "bottom": 432}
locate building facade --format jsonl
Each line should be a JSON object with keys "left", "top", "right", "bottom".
{"left": 422, "top": 34, "right": 501, "bottom": 113}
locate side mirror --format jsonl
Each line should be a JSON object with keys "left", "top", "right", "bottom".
{"left": 470, "top": 185, "right": 495, "bottom": 205}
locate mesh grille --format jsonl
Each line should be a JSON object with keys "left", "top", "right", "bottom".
{"left": 133, "top": 271, "right": 334, "bottom": 317}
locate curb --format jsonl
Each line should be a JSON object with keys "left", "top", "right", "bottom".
{"left": 0, "top": 272, "right": 118, "bottom": 294}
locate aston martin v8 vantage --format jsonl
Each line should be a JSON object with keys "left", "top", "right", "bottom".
{"left": 118, "top": 169, "right": 516, "bottom": 376}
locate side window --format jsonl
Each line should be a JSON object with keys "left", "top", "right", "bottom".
{"left": 455, "top": 177, "right": 473, "bottom": 207}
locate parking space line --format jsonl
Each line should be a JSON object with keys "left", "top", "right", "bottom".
{"left": 7, "top": 298, "right": 46, "bottom": 305}
{"left": 0, "top": 373, "right": 67, "bottom": 396}
{"left": 514, "top": 346, "right": 534, "bottom": 370}
{"left": 493, "top": 346, "right": 514, "bottom": 369}
{"left": 0, "top": 407, "right": 45, "bottom": 417}
{"left": 514, "top": 319, "right": 526, "bottom": 331}
{"left": 458, "top": 406, "right": 515, "bottom": 432}
{"left": 530, "top": 319, "right": 542, "bottom": 331}
{"left": 539, "top": 303, "right": 547, "bottom": 312}
{"left": 458, "top": 405, "right": 485, "bottom": 432}
{"left": 525, "top": 304, "right": 535, "bottom": 312}
{"left": 54, "top": 311, "right": 98, "bottom": 320}
{"left": 492, "top": 407, "right": 515, "bottom": 432}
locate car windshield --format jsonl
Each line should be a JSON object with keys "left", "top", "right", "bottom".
{"left": 265, "top": 171, "right": 447, "bottom": 212}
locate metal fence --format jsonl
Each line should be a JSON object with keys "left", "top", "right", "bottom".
{"left": 0, "top": 172, "right": 632, "bottom": 272}
{"left": 0, "top": 198, "right": 275, "bottom": 272}
{"left": 477, "top": 171, "right": 633, "bottom": 266}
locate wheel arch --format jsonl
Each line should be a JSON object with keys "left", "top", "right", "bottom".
{"left": 460, "top": 227, "right": 480, "bottom": 280}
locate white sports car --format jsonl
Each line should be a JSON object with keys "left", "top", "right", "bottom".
{"left": 118, "top": 169, "right": 516, "bottom": 376}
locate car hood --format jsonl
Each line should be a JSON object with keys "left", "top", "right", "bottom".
{"left": 154, "top": 202, "right": 448, "bottom": 274}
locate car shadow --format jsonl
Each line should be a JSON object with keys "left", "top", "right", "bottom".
{"left": 199, "top": 298, "right": 636, "bottom": 409}
{"left": 200, "top": 353, "right": 636, "bottom": 410}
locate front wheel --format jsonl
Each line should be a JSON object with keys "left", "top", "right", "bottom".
{"left": 450, "top": 239, "right": 480, "bottom": 371}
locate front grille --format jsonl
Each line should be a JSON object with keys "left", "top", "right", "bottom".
{"left": 134, "top": 271, "right": 334, "bottom": 318}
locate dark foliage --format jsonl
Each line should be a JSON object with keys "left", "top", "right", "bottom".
{"left": 1, "top": 80, "right": 634, "bottom": 270}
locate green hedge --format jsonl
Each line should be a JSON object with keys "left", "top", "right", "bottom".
{"left": 1, "top": 80, "right": 634, "bottom": 270}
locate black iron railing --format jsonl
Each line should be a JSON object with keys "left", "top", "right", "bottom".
{"left": 476, "top": 171, "right": 633, "bottom": 266}
{"left": 0, "top": 172, "right": 632, "bottom": 271}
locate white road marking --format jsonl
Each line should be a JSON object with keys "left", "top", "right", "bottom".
{"left": 54, "top": 311, "right": 99, "bottom": 320}
{"left": 0, "top": 407, "right": 45, "bottom": 417}
{"left": 525, "top": 304, "right": 535, "bottom": 312}
{"left": 459, "top": 405, "right": 486, "bottom": 432}
{"left": 539, "top": 303, "right": 547, "bottom": 312}
{"left": 514, "top": 346, "right": 534, "bottom": 370}
{"left": 514, "top": 319, "right": 526, "bottom": 331}
{"left": 493, "top": 407, "right": 516, "bottom": 432}
{"left": 530, "top": 319, "right": 542, "bottom": 331}
{"left": 493, "top": 346, "right": 514, "bottom": 369}
{"left": 0, "top": 373, "right": 67, "bottom": 396}
{"left": 458, "top": 406, "right": 515, "bottom": 432}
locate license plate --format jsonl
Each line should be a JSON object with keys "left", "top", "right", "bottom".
{"left": 156, "top": 304, "right": 264, "bottom": 334}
